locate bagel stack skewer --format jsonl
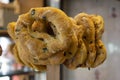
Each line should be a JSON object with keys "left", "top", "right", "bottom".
{"left": 7, "top": 7, "right": 107, "bottom": 71}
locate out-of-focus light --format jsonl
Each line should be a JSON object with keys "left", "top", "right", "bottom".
{"left": 50, "top": 0, "right": 60, "bottom": 8}
{"left": 0, "top": 0, "right": 9, "bottom": 4}
{"left": 0, "top": 76, "right": 9, "bottom": 80}
{"left": 0, "top": 37, "right": 11, "bottom": 51}
{"left": 108, "top": 43, "right": 120, "bottom": 54}
{"left": 54, "top": 0, "right": 60, "bottom": 2}
{"left": 0, "top": 57, "right": 10, "bottom": 75}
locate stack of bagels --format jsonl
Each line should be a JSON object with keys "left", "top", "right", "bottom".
{"left": 7, "top": 7, "right": 107, "bottom": 71}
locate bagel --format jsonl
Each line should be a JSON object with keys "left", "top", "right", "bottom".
{"left": 28, "top": 7, "right": 76, "bottom": 58}
{"left": 7, "top": 7, "right": 107, "bottom": 70}
{"left": 7, "top": 20, "right": 65, "bottom": 67}
{"left": 13, "top": 45, "right": 46, "bottom": 71}
{"left": 74, "top": 13, "right": 96, "bottom": 67}
{"left": 7, "top": 7, "right": 76, "bottom": 70}
{"left": 64, "top": 24, "right": 87, "bottom": 69}
{"left": 89, "top": 15, "right": 106, "bottom": 67}
{"left": 92, "top": 40, "right": 107, "bottom": 67}
{"left": 63, "top": 18, "right": 87, "bottom": 69}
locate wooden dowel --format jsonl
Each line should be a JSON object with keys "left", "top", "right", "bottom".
{"left": 47, "top": 65, "right": 60, "bottom": 80}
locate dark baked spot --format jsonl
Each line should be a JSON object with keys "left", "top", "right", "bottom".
{"left": 78, "top": 44, "right": 81, "bottom": 48}
{"left": 58, "top": 32, "right": 60, "bottom": 35}
{"left": 83, "top": 36, "right": 87, "bottom": 39}
{"left": 15, "top": 29, "right": 20, "bottom": 32}
{"left": 64, "top": 52, "right": 67, "bottom": 56}
{"left": 99, "top": 45, "right": 103, "bottom": 49}
{"left": 21, "top": 23, "right": 27, "bottom": 28}
{"left": 33, "top": 58, "right": 38, "bottom": 63}
{"left": 94, "top": 24, "right": 98, "bottom": 28}
{"left": 102, "top": 52, "right": 104, "bottom": 54}
{"left": 77, "top": 22, "right": 80, "bottom": 25}
{"left": 42, "top": 16, "right": 47, "bottom": 21}
{"left": 30, "top": 35, "right": 34, "bottom": 38}
{"left": 97, "top": 52, "right": 101, "bottom": 55}
{"left": 76, "top": 64, "right": 82, "bottom": 68}
{"left": 87, "top": 52, "right": 89, "bottom": 54}
{"left": 42, "top": 47, "right": 48, "bottom": 53}
{"left": 68, "top": 52, "right": 72, "bottom": 55}
{"left": 38, "top": 38, "right": 44, "bottom": 41}
{"left": 89, "top": 41, "right": 93, "bottom": 44}
{"left": 31, "top": 9, "right": 35, "bottom": 15}
{"left": 78, "top": 41, "right": 82, "bottom": 48}
{"left": 46, "top": 22, "right": 56, "bottom": 37}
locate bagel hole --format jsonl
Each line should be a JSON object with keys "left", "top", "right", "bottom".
{"left": 99, "top": 45, "right": 103, "bottom": 49}
{"left": 46, "top": 22, "right": 56, "bottom": 37}
{"left": 42, "top": 16, "right": 47, "bottom": 21}
{"left": 89, "top": 41, "right": 93, "bottom": 44}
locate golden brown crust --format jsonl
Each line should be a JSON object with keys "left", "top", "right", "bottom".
{"left": 92, "top": 40, "right": 107, "bottom": 67}
{"left": 90, "top": 15, "right": 104, "bottom": 40}
{"left": 63, "top": 18, "right": 78, "bottom": 59}
{"left": 74, "top": 13, "right": 96, "bottom": 67}
{"left": 64, "top": 24, "right": 87, "bottom": 69}
{"left": 7, "top": 21, "right": 47, "bottom": 71}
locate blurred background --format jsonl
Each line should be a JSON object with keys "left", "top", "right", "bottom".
{"left": 0, "top": 0, "right": 120, "bottom": 80}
